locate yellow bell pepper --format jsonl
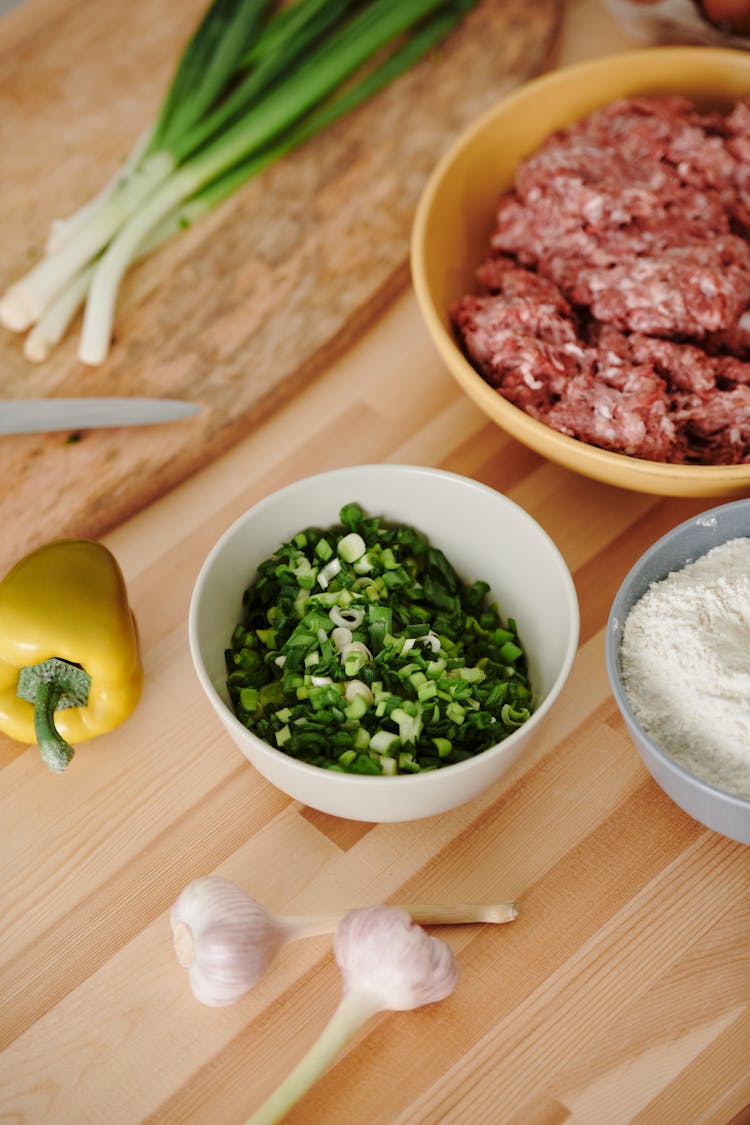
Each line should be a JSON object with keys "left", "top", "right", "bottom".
{"left": 0, "top": 539, "right": 143, "bottom": 772}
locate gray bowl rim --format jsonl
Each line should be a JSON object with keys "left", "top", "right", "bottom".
{"left": 605, "top": 496, "right": 750, "bottom": 813}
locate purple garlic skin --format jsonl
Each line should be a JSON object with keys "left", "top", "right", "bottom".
{"left": 334, "top": 905, "right": 459, "bottom": 1011}
{"left": 171, "top": 875, "right": 288, "bottom": 1006}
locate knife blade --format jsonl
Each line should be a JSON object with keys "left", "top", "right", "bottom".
{"left": 0, "top": 397, "right": 201, "bottom": 435}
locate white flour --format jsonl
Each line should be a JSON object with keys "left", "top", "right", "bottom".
{"left": 621, "top": 537, "right": 750, "bottom": 799}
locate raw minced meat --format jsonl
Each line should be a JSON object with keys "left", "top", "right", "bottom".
{"left": 451, "top": 95, "right": 750, "bottom": 464}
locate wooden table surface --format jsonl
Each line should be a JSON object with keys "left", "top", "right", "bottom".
{"left": 2, "top": 3, "right": 750, "bottom": 1123}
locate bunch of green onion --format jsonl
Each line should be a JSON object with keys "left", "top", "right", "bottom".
{"left": 0, "top": 0, "right": 478, "bottom": 365}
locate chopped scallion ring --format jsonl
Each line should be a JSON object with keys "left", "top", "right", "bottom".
{"left": 330, "top": 605, "right": 365, "bottom": 629}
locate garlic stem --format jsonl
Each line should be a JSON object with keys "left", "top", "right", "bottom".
{"left": 283, "top": 899, "right": 518, "bottom": 937}
{"left": 245, "top": 906, "right": 458, "bottom": 1125}
{"left": 395, "top": 900, "right": 519, "bottom": 926}
{"left": 246, "top": 990, "right": 379, "bottom": 1125}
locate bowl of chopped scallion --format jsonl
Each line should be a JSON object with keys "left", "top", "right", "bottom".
{"left": 189, "top": 464, "right": 579, "bottom": 822}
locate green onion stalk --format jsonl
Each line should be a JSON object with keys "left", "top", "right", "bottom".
{"left": 0, "top": 0, "right": 479, "bottom": 366}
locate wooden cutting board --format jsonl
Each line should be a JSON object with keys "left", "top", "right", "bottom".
{"left": 0, "top": 0, "right": 561, "bottom": 579}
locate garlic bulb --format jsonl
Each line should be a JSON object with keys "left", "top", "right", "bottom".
{"left": 334, "top": 905, "right": 459, "bottom": 1010}
{"left": 171, "top": 876, "right": 289, "bottom": 1007}
{"left": 245, "top": 907, "right": 458, "bottom": 1125}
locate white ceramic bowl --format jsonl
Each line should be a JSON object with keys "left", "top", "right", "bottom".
{"left": 607, "top": 498, "right": 750, "bottom": 845}
{"left": 189, "top": 465, "right": 579, "bottom": 822}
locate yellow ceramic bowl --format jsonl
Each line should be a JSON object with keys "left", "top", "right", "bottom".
{"left": 411, "top": 47, "right": 750, "bottom": 497}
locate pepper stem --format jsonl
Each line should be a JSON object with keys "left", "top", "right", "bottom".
{"left": 16, "top": 657, "right": 91, "bottom": 773}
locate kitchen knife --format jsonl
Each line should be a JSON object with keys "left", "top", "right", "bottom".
{"left": 0, "top": 397, "right": 201, "bottom": 434}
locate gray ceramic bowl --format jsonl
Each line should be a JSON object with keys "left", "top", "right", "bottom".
{"left": 606, "top": 499, "right": 750, "bottom": 845}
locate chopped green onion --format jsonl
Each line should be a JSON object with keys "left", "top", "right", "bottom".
{"left": 499, "top": 640, "right": 524, "bottom": 665}
{"left": 225, "top": 504, "right": 534, "bottom": 775}
{"left": 370, "top": 729, "right": 401, "bottom": 755}
{"left": 345, "top": 693, "right": 369, "bottom": 721}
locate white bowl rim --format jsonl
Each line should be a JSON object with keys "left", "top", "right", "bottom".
{"left": 189, "top": 463, "right": 580, "bottom": 791}
{"left": 606, "top": 497, "right": 750, "bottom": 812}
